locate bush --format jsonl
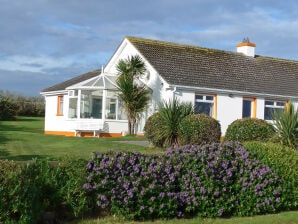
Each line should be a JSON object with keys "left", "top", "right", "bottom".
{"left": 0, "top": 158, "right": 90, "bottom": 223}
{"left": 144, "top": 112, "right": 165, "bottom": 147}
{"left": 0, "top": 95, "right": 18, "bottom": 120}
{"left": 179, "top": 114, "right": 221, "bottom": 145}
{"left": 243, "top": 141, "right": 298, "bottom": 210}
{"left": 84, "top": 142, "right": 282, "bottom": 220}
{"left": 225, "top": 118, "right": 275, "bottom": 142}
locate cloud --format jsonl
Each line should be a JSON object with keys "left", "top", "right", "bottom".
{"left": 0, "top": 0, "right": 297, "bottom": 95}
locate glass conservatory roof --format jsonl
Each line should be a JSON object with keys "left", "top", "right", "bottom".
{"left": 67, "top": 73, "right": 117, "bottom": 90}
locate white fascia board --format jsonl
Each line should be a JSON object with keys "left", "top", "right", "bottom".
{"left": 173, "top": 84, "right": 298, "bottom": 100}
{"left": 40, "top": 90, "right": 68, "bottom": 96}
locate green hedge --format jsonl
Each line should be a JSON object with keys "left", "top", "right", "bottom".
{"left": 85, "top": 142, "right": 283, "bottom": 219}
{"left": 225, "top": 118, "right": 275, "bottom": 142}
{"left": 243, "top": 141, "right": 298, "bottom": 210}
{"left": 144, "top": 112, "right": 165, "bottom": 147}
{"left": 179, "top": 114, "right": 221, "bottom": 145}
{"left": 0, "top": 159, "right": 91, "bottom": 223}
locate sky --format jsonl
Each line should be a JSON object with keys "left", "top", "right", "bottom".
{"left": 0, "top": 0, "right": 297, "bottom": 96}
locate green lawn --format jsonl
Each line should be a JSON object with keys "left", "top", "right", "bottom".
{"left": 1, "top": 117, "right": 297, "bottom": 224}
{"left": 73, "top": 211, "right": 298, "bottom": 224}
{"left": 0, "top": 117, "right": 159, "bottom": 161}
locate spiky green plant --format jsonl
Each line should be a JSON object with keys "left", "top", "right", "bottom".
{"left": 272, "top": 101, "right": 298, "bottom": 149}
{"left": 158, "top": 98, "right": 193, "bottom": 147}
{"left": 116, "top": 55, "right": 150, "bottom": 135}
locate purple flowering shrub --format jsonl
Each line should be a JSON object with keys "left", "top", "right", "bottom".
{"left": 84, "top": 142, "right": 282, "bottom": 219}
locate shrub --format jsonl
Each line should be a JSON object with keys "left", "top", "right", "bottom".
{"left": 243, "top": 141, "right": 298, "bottom": 210}
{"left": 271, "top": 101, "right": 298, "bottom": 149}
{"left": 84, "top": 142, "right": 282, "bottom": 220}
{"left": 0, "top": 95, "right": 18, "bottom": 120}
{"left": 179, "top": 114, "right": 221, "bottom": 145}
{"left": 143, "top": 112, "right": 165, "bottom": 147}
{"left": 225, "top": 118, "right": 275, "bottom": 142}
{"left": 0, "top": 158, "right": 90, "bottom": 223}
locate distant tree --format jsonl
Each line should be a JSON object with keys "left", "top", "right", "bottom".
{"left": 116, "top": 55, "right": 150, "bottom": 135}
{"left": 0, "top": 95, "right": 18, "bottom": 120}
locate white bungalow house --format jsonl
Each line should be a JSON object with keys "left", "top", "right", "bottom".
{"left": 41, "top": 36, "right": 298, "bottom": 137}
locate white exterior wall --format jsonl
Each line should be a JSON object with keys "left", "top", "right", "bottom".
{"left": 44, "top": 94, "right": 72, "bottom": 132}
{"left": 217, "top": 95, "right": 243, "bottom": 135}
{"left": 256, "top": 98, "right": 265, "bottom": 119}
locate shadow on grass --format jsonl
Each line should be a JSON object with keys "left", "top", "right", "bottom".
{"left": 0, "top": 153, "right": 50, "bottom": 161}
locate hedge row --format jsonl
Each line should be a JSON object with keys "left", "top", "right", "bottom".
{"left": 243, "top": 141, "right": 298, "bottom": 210}
{"left": 84, "top": 142, "right": 283, "bottom": 219}
{"left": 0, "top": 159, "right": 90, "bottom": 223}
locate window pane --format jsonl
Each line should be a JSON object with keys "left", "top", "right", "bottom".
{"left": 117, "top": 100, "right": 127, "bottom": 120}
{"left": 242, "top": 100, "right": 252, "bottom": 118}
{"left": 105, "top": 98, "right": 116, "bottom": 119}
{"left": 195, "top": 102, "right": 213, "bottom": 116}
{"left": 206, "top": 96, "right": 214, "bottom": 101}
{"left": 265, "top": 101, "right": 274, "bottom": 106}
{"left": 80, "top": 90, "right": 102, "bottom": 119}
{"left": 276, "top": 102, "right": 285, "bottom": 107}
{"left": 195, "top": 95, "right": 203, "bottom": 100}
{"left": 68, "top": 98, "right": 77, "bottom": 118}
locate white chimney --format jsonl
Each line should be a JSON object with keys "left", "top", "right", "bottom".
{"left": 236, "top": 38, "right": 256, "bottom": 57}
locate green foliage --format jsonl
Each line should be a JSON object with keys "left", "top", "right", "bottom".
{"left": 0, "top": 95, "right": 18, "bottom": 120}
{"left": 243, "top": 141, "right": 298, "bottom": 211}
{"left": 271, "top": 102, "right": 298, "bottom": 149}
{"left": 179, "top": 114, "right": 221, "bottom": 145}
{"left": 116, "top": 55, "right": 150, "bottom": 135}
{"left": 0, "top": 89, "right": 45, "bottom": 117}
{"left": 0, "top": 158, "right": 90, "bottom": 223}
{"left": 143, "top": 112, "right": 165, "bottom": 147}
{"left": 225, "top": 118, "right": 275, "bottom": 142}
{"left": 85, "top": 142, "right": 282, "bottom": 220}
{"left": 157, "top": 98, "right": 193, "bottom": 147}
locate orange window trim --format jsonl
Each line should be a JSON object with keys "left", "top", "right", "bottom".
{"left": 253, "top": 98, "right": 257, "bottom": 118}
{"left": 56, "top": 95, "right": 64, "bottom": 116}
{"left": 213, "top": 95, "right": 217, "bottom": 119}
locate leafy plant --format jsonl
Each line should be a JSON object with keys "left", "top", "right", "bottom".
{"left": 143, "top": 112, "right": 165, "bottom": 147}
{"left": 116, "top": 55, "right": 150, "bottom": 135}
{"left": 179, "top": 113, "right": 221, "bottom": 145}
{"left": 157, "top": 98, "right": 193, "bottom": 147}
{"left": 84, "top": 142, "right": 282, "bottom": 220}
{"left": 243, "top": 141, "right": 298, "bottom": 210}
{"left": 225, "top": 118, "right": 275, "bottom": 142}
{"left": 271, "top": 101, "right": 298, "bottom": 149}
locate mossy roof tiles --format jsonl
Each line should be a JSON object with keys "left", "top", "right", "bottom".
{"left": 127, "top": 36, "right": 298, "bottom": 97}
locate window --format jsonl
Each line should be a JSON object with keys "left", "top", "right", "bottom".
{"left": 242, "top": 98, "right": 256, "bottom": 118}
{"left": 57, "top": 95, "right": 64, "bottom": 116}
{"left": 195, "top": 94, "right": 215, "bottom": 117}
{"left": 105, "top": 98, "right": 117, "bottom": 119}
{"left": 264, "top": 100, "right": 286, "bottom": 120}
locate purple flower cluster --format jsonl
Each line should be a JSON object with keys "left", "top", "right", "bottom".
{"left": 84, "top": 142, "right": 282, "bottom": 219}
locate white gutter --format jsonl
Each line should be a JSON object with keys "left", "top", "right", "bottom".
{"left": 171, "top": 84, "right": 298, "bottom": 100}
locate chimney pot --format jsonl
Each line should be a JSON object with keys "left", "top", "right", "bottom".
{"left": 236, "top": 39, "right": 256, "bottom": 57}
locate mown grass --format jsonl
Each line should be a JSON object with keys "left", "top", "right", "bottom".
{"left": 0, "top": 117, "right": 159, "bottom": 161}
{"left": 72, "top": 211, "right": 298, "bottom": 224}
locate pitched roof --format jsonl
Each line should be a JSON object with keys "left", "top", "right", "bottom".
{"left": 126, "top": 36, "right": 298, "bottom": 98}
{"left": 41, "top": 69, "right": 100, "bottom": 92}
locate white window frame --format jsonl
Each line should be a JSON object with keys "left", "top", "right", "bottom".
{"left": 264, "top": 100, "right": 286, "bottom": 120}
{"left": 194, "top": 94, "right": 215, "bottom": 117}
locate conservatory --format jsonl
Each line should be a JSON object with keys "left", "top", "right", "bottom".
{"left": 66, "top": 73, "right": 128, "bottom": 136}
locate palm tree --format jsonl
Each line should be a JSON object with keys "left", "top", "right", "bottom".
{"left": 116, "top": 55, "right": 150, "bottom": 135}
